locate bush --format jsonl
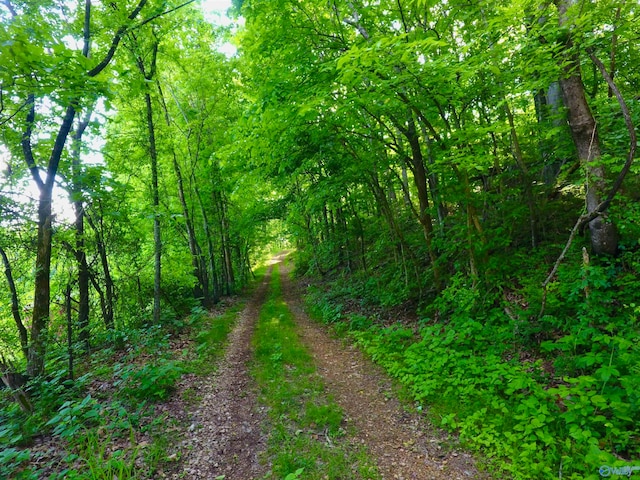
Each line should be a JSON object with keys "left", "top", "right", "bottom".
{"left": 114, "top": 359, "right": 184, "bottom": 401}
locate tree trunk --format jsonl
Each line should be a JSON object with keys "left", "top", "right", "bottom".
{"left": 88, "top": 270, "right": 109, "bottom": 330}
{"left": 0, "top": 246, "right": 29, "bottom": 360}
{"left": 135, "top": 39, "right": 162, "bottom": 323}
{"left": 404, "top": 114, "right": 440, "bottom": 288}
{"left": 555, "top": 0, "right": 618, "bottom": 255}
{"left": 369, "top": 171, "right": 412, "bottom": 280}
{"left": 172, "top": 151, "right": 208, "bottom": 303}
{"left": 86, "top": 211, "right": 115, "bottom": 329}
{"left": 145, "top": 91, "right": 162, "bottom": 323}
{"left": 220, "top": 199, "right": 235, "bottom": 294}
{"left": 28, "top": 189, "right": 54, "bottom": 378}
{"left": 71, "top": 111, "right": 92, "bottom": 351}
{"left": 195, "top": 184, "right": 220, "bottom": 303}
{"left": 214, "top": 189, "right": 234, "bottom": 294}
{"left": 25, "top": 102, "right": 77, "bottom": 378}
{"left": 156, "top": 83, "right": 211, "bottom": 307}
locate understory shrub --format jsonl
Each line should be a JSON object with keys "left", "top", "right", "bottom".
{"left": 348, "top": 316, "right": 639, "bottom": 479}
{"left": 307, "top": 250, "right": 640, "bottom": 479}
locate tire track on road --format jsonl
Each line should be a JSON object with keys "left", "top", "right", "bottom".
{"left": 279, "top": 261, "right": 486, "bottom": 480}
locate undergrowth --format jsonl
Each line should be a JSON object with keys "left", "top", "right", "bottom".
{"left": 252, "top": 264, "right": 380, "bottom": 480}
{"left": 0, "top": 298, "right": 243, "bottom": 479}
{"left": 304, "top": 248, "right": 640, "bottom": 480}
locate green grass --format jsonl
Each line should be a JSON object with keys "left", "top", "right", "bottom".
{"left": 251, "top": 264, "right": 380, "bottom": 480}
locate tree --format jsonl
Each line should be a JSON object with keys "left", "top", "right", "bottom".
{"left": 554, "top": 0, "right": 618, "bottom": 255}
{"left": 129, "top": 31, "right": 163, "bottom": 324}
{"left": 1, "top": 0, "right": 198, "bottom": 377}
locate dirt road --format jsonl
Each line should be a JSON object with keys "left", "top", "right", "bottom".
{"left": 175, "top": 257, "right": 486, "bottom": 479}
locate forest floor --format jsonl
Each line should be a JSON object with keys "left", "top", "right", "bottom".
{"left": 167, "top": 254, "right": 488, "bottom": 479}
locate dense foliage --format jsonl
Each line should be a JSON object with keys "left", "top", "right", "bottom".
{"left": 233, "top": 0, "right": 640, "bottom": 477}
{"left": 1, "top": 0, "right": 639, "bottom": 478}
{"left": 0, "top": 1, "right": 261, "bottom": 374}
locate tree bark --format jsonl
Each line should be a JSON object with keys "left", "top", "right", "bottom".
{"left": 555, "top": 0, "right": 618, "bottom": 255}
{"left": 0, "top": 245, "right": 28, "bottom": 360}
{"left": 71, "top": 110, "right": 92, "bottom": 351}
{"left": 25, "top": 103, "right": 77, "bottom": 378}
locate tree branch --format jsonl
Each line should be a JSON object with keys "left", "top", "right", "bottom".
{"left": 0, "top": 97, "right": 30, "bottom": 127}
{"left": 45, "top": 104, "right": 77, "bottom": 190}
{"left": 131, "top": 0, "right": 199, "bottom": 32}
{"left": 87, "top": 0, "right": 149, "bottom": 77}
{"left": 82, "top": 0, "right": 91, "bottom": 58}
{"left": 345, "top": 2, "right": 370, "bottom": 40}
{"left": 0, "top": 245, "right": 28, "bottom": 359}
{"left": 20, "top": 94, "right": 44, "bottom": 190}
{"left": 584, "top": 48, "right": 636, "bottom": 219}
{"left": 1, "top": 0, "right": 17, "bottom": 18}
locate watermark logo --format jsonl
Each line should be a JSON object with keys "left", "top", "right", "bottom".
{"left": 600, "top": 465, "right": 640, "bottom": 477}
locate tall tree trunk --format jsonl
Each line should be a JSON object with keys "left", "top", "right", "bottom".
{"left": 0, "top": 246, "right": 28, "bottom": 360}
{"left": 555, "top": 0, "right": 618, "bottom": 255}
{"left": 145, "top": 91, "right": 162, "bottom": 323}
{"left": 403, "top": 114, "right": 440, "bottom": 288}
{"left": 213, "top": 189, "right": 234, "bottom": 294}
{"left": 24, "top": 102, "right": 77, "bottom": 378}
{"left": 195, "top": 184, "right": 220, "bottom": 303}
{"left": 220, "top": 198, "right": 235, "bottom": 294}
{"left": 134, "top": 38, "right": 162, "bottom": 323}
{"left": 71, "top": 110, "right": 93, "bottom": 351}
{"left": 156, "top": 84, "right": 211, "bottom": 306}
{"left": 86, "top": 211, "right": 115, "bottom": 329}
{"left": 417, "top": 123, "right": 447, "bottom": 226}
{"left": 171, "top": 143, "right": 207, "bottom": 304}
{"left": 29, "top": 186, "right": 54, "bottom": 377}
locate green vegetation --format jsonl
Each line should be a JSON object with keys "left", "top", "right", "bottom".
{"left": 252, "top": 265, "right": 380, "bottom": 479}
{"left": 2, "top": 1, "right": 640, "bottom": 479}
{"left": 306, "top": 248, "right": 640, "bottom": 479}
{"left": 0, "top": 303, "right": 242, "bottom": 478}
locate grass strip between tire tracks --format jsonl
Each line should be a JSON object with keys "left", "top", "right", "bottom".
{"left": 252, "top": 264, "right": 381, "bottom": 480}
